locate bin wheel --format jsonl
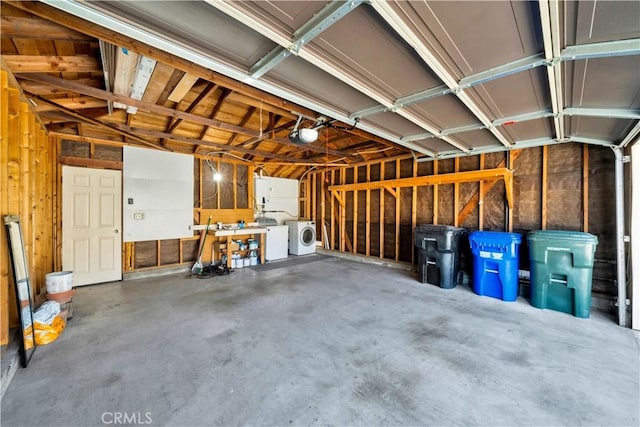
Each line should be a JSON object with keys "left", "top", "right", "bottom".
{"left": 456, "top": 270, "right": 464, "bottom": 285}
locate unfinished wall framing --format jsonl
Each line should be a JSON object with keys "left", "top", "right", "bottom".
{"left": 54, "top": 136, "right": 254, "bottom": 272}
{"left": 1, "top": 68, "right": 56, "bottom": 345}
{"left": 306, "top": 143, "right": 617, "bottom": 300}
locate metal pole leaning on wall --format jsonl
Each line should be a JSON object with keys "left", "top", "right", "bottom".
{"left": 505, "top": 151, "right": 511, "bottom": 232}
{"left": 612, "top": 146, "right": 628, "bottom": 327}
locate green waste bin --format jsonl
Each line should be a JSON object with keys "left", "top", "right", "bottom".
{"left": 527, "top": 230, "right": 598, "bottom": 318}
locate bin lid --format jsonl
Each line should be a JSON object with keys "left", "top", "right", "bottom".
{"left": 415, "top": 224, "right": 466, "bottom": 234}
{"left": 527, "top": 230, "right": 598, "bottom": 245}
{"left": 469, "top": 231, "right": 521, "bottom": 244}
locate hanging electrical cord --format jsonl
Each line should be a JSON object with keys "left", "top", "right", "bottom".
{"left": 356, "top": 146, "right": 394, "bottom": 155}
{"left": 254, "top": 165, "right": 271, "bottom": 176}
{"left": 259, "top": 101, "right": 263, "bottom": 138}
{"left": 205, "top": 151, "right": 251, "bottom": 163}
{"left": 299, "top": 166, "right": 318, "bottom": 182}
{"left": 312, "top": 117, "right": 360, "bottom": 131}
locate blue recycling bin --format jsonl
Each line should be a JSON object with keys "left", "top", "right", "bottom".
{"left": 469, "top": 231, "right": 522, "bottom": 301}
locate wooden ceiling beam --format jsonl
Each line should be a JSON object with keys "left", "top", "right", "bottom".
{"left": 26, "top": 94, "right": 166, "bottom": 151}
{"left": 114, "top": 125, "right": 305, "bottom": 162}
{"left": 49, "top": 132, "right": 126, "bottom": 147}
{"left": 241, "top": 117, "right": 293, "bottom": 148}
{"left": 38, "top": 107, "right": 109, "bottom": 125}
{"left": 197, "top": 87, "right": 231, "bottom": 140}
{"left": 162, "top": 82, "right": 217, "bottom": 145}
{"left": 17, "top": 73, "right": 351, "bottom": 157}
{"left": 16, "top": 77, "right": 102, "bottom": 96}
{"left": 3, "top": 55, "right": 101, "bottom": 73}
{"left": 226, "top": 92, "right": 296, "bottom": 120}
{"left": 228, "top": 106, "right": 256, "bottom": 146}
{"left": 344, "top": 126, "right": 402, "bottom": 149}
{"left": 243, "top": 114, "right": 284, "bottom": 161}
{"left": 34, "top": 96, "right": 107, "bottom": 112}
{"left": 0, "top": 16, "right": 92, "bottom": 41}
{"left": 156, "top": 69, "right": 186, "bottom": 105}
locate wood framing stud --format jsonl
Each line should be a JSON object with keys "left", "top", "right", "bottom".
{"left": 383, "top": 186, "right": 398, "bottom": 199}
{"left": 456, "top": 150, "right": 521, "bottom": 226}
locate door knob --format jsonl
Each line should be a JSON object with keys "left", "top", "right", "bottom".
{"left": 115, "top": 229, "right": 119, "bottom": 234}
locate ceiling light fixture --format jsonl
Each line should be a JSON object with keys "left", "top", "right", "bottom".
{"left": 289, "top": 116, "right": 319, "bottom": 144}
{"left": 126, "top": 56, "right": 157, "bottom": 114}
{"left": 288, "top": 116, "right": 360, "bottom": 144}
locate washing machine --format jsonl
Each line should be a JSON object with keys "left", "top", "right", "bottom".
{"left": 287, "top": 220, "right": 316, "bottom": 255}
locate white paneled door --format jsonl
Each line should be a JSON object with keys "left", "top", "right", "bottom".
{"left": 62, "top": 166, "right": 122, "bottom": 286}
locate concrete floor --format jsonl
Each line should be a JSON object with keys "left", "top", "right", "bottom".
{"left": 2, "top": 254, "right": 639, "bottom": 426}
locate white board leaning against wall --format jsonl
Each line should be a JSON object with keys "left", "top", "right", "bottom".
{"left": 123, "top": 146, "right": 193, "bottom": 242}
{"left": 254, "top": 176, "right": 299, "bottom": 224}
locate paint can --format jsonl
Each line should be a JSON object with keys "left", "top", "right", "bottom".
{"left": 46, "top": 271, "right": 74, "bottom": 293}
{"left": 243, "top": 258, "right": 251, "bottom": 267}
{"left": 249, "top": 256, "right": 258, "bottom": 266}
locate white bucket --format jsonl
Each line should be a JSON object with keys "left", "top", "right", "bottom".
{"left": 235, "top": 259, "right": 244, "bottom": 269}
{"left": 243, "top": 258, "right": 250, "bottom": 267}
{"left": 249, "top": 256, "right": 258, "bottom": 266}
{"left": 46, "top": 271, "right": 73, "bottom": 294}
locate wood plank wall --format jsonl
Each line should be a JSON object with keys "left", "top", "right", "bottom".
{"left": 1, "top": 68, "right": 56, "bottom": 345}
{"left": 306, "top": 144, "right": 617, "bottom": 298}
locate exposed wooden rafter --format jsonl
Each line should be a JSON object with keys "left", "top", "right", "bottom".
{"left": 25, "top": 94, "right": 166, "bottom": 151}
{"left": 0, "top": 16, "right": 92, "bottom": 41}
{"left": 197, "top": 87, "right": 231, "bottom": 144}
{"left": 114, "top": 125, "right": 312, "bottom": 162}
{"left": 2, "top": 55, "right": 101, "bottom": 73}
{"left": 162, "top": 82, "right": 218, "bottom": 145}
{"left": 17, "top": 73, "right": 353, "bottom": 158}
{"left": 228, "top": 107, "right": 256, "bottom": 146}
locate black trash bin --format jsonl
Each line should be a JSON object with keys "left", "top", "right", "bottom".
{"left": 414, "top": 224, "right": 466, "bottom": 289}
